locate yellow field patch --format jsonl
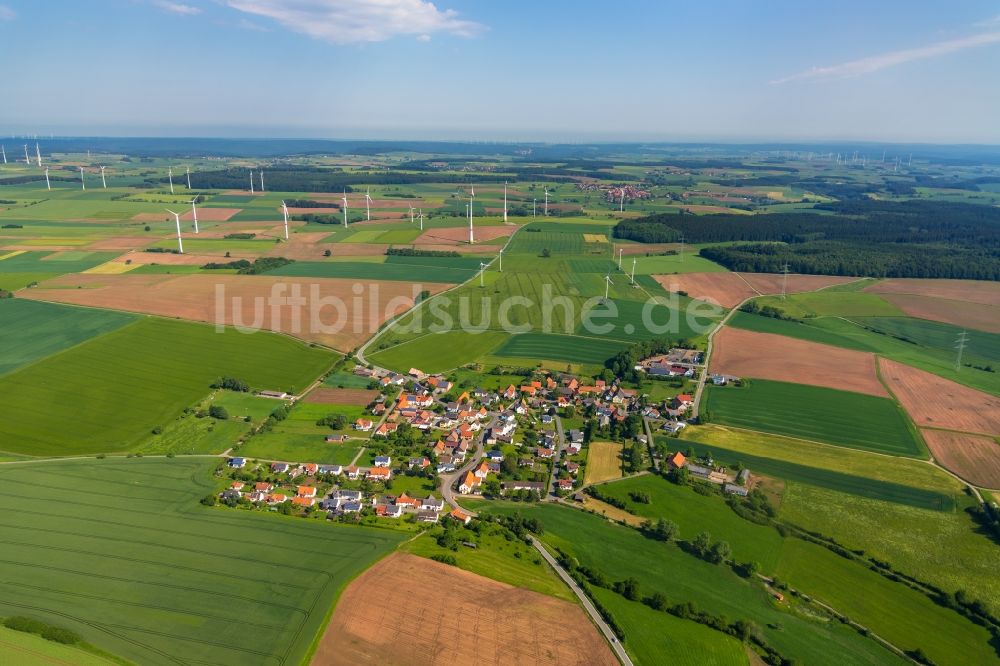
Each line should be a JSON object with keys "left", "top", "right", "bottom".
{"left": 583, "top": 233, "right": 608, "bottom": 243}
{"left": 766, "top": 191, "right": 786, "bottom": 200}
{"left": 584, "top": 442, "right": 624, "bottom": 485}
{"left": 0, "top": 250, "right": 27, "bottom": 261}
{"left": 84, "top": 261, "right": 140, "bottom": 275}
{"left": 22, "top": 238, "right": 91, "bottom": 246}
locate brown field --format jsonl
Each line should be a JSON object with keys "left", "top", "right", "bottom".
{"left": 182, "top": 207, "right": 241, "bottom": 222}
{"left": 865, "top": 278, "right": 1000, "bottom": 307}
{"left": 874, "top": 293, "right": 1000, "bottom": 334}
{"left": 118, "top": 250, "right": 258, "bottom": 265}
{"left": 81, "top": 237, "right": 151, "bottom": 251}
{"left": 653, "top": 272, "right": 855, "bottom": 308}
{"left": 304, "top": 387, "right": 377, "bottom": 406}
{"left": 416, "top": 243, "right": 500, "bottom": 255}
{"left": 583, "top": 442, "right": 624, "bottom": 485}
{"left": 580, "top": 495, "right": 644, "bottom": 527}
{"left": 414, "top": 225, "right": 516, "bottom": 245}
{"left": 711, "top": 326, "right": 887, "bottom": 396}
{"left": 879, "top": 358, "right": 1000, "bottom": 435}
{"left": 921, "top": 430, "right": 1000, "bottom": 489}
{"left": 20, "top": 273, "right": 451, "bottom": 351}
{"left": 313, "top": 552, "right": 616, "bottom": 666}
{"left": 671, "top": 204, "right": 751, "bottom": 215}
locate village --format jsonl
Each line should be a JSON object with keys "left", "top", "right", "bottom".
{"left": 215, "top": 349, "right": 755, "bottom": 523}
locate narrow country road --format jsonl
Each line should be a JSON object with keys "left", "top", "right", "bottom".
{"left": 441, "top": 433, "right": 485, "bottom": 511}
{"left": 529, "top": 536, "right": 634, "bottom": 666}
{"left": 547, "top": 415, "right": 566, "bottom": 499}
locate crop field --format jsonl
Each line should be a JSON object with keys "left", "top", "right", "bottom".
{"left": 703, "top": 380, "right": 923, "bottom": 456}
{"left": 0, "top": 317, "right": 332, "bottom": 456}
{"left": 484, "top": 503, "right": 912, "bottom": 666}
{"left": 0, "top": 299, "right": 137, "bottom": 377}
{"left": 0, "top": 250, "right": 120, "bottom": 276}
{"left": 493, "top": 332, "right": 628, "bottom": 365}
{"left": 864, "top": 278, "right": 1000, "bottom": 307}
{"left": 237, "top": 401, "right": 367, "bottom": 464}
{"left": 323, "top": 371, "right": 377, "bottom": 388}
{"left": 653, "top": 272, "right": 853, "bottom": 308}
{"left": 0, "top": 625, "right": 118, "bottom": 666}
{"left": 0, "top": 458, "right": 405, "bottom": 666}
{"left": 315, "top": 552, "right": 616, "bottom": 666}
{"left": 752, "top": 290, "right": 904, "bottom": 319}
{"left": 369, "top": 330, "right": 511, "bottom": 374}
{"left": 583, "top": 442, "right": 624, "bottom": 485}
{"left": 303, "top": 387, "right": 378, "bottom": 405}
{"left": 920, "top": 429, "right": 1000, "bottom": 488}
{"left": 710, "top": 326, "right": 887, "bottom": 396}
{"left": 260, "top": 259, "right": 478, "bottom": 282}
{"left": 874, "top": 292, "right": 1000, "bottom": 334}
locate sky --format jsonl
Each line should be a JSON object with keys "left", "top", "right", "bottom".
{"left": 1, "top": 0, "right": 999, "bottom": 143}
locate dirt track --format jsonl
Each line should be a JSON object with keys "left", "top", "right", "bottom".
{"left": 313, "top": 552, "right": 617, "bottom": 666}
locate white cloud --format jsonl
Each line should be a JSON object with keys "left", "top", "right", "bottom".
{"left": 771, "top": 31, "right": 1000, "bottom": 84}
{"left": 225, "top": 0, "right": 484, "bottom": 44}
{"left": 154, "top": 1, "right": 203, "bottom": 16}
{"left": 0, "top": 4, "right": 16, "bottom": 21}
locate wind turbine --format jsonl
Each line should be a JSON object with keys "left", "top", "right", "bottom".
{"left": 498, "top": 249, "right": 503, "bottom": 272}
{"left": 249, "top": 169, "right": 254, "bottom": 194}
{"left": 166, "top": 209, "right": 184, "bottom": 253}
{"left": 23, "top": 144, "right": 30, "bottom": 165}
{"left": 1, "top": 145, "right": 6, "bottom": 164}
{"left": 259, "top": 170, "right": 264, "bottom": 192}
{"left": 341, "top": 191, "right": 349, "bottom": 228}
{"left": 544, "top": 187, "right": 550, "bottom": 216}
{"left": 44, "top": 167, "right": 50, "bottom": 191}
{"left": 503, "top": 181, "right": 508, "bottom": 222}
{"left": 186, "top": 166, "right": 192, "bottom": 189}
{"left": 630, "top": 258, "right": 637, "bottom": 285}
{"left": 100, "top": 166, "right": 107, "bottom": 188}
{"left": 281, "top": 200, "right": 290, "bottom": 240}
{"left": 479, "top": 261, "right": 487, "bottom": 287}
{"left": 533, "top": 198, "right": 537, "bottom": 218}
{"left": 620, "top": 188, "right": 625, "bottom": 213}
{"left": 468, "top": 202, "right": 474, "bottom": 244}
{"left": 190, "top": 197, "right": 200, "bottom": 233}
{"left": 168, "top": 167, "right": 174, "bottom": 195}
{"left": 409, "top": 205, "right": 415, "bottom": 225}
{"left": 79, "top": 166, "right": 86, "bottom": 190}
{"left": 618, "top": 247, "right": 623, "bottom": 270}
{"left": 603, "top": 273, "right": 614, "bottom": 301}
{"left": 35, "top": 143, "right": 41, "bottom": 167}
{"left": 365, "top": 187, "right": 372, "bottom": 221}
{"left": 418, "top": 209, "right": 424, "bottom": 231}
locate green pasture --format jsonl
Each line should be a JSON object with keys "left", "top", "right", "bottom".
{"left": 494, "top": 333, "right": 627, "bottom": 365}
{"left": 0, "top": 250, "right": 119, "bottom": 274}
{"left": 0, "top": 317, "right": 333, "bottom": 456}
{"left": 369, "top": 330, "right": 510, "bottom": 374}
{"left": 0, "top": 458, "right": 404, "bottom": 666}
{"left": 136, "top": 391, "right": 279, "bottom": 455}
{"left": 703, "top": 380, "right": 924, "bottom": 457}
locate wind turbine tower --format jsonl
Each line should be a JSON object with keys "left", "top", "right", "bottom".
{"left": 419, "top": 209, "right": 424, "bottom": 231}
{"left": 281, "top": 200, "right": 289, "bottom": 240}
{"left": 498, "top": 249, "right": 502, "bottom": 272}
{"left": 79, "top": 166, "right": 86, "bottom": 190}
{"left": 23, "top": 144, "right": 30, "bottom": 165}
{"left": 168, "top": 167, "right": 174, "bottom": 195}
{"left": 618, "top": 247, "right": 623, "bottom": 270}
{"left": 955, "top": 331, "right": 969, "bottom": 372}
{"left": 44, "top": 167, "right": 50, "bottom": 191}
{"left": 1, "top": 145, "right": 6, "bottom": 164}
{"left": 468, "top": 202, "right": 474, "bottom": 244}
{"left": 503, "top": 181, "right": 508, "bottom": 222}
{"left": 190, "top": 197, "right": 200, "bottom": 233}
{"left": 35, "top": 143, "right": 41, "bottom": 167}
{"left": 603, "top": 274, "right": 614, "bottom": 301}
{"left": 186, "top": 166, "right": 192, "bottom": 189}
{"left": 781, "top": 263, "right": 790, "bottom": 300}
{"left": 100, "top": 166, "right": 107, "bottom": 188}
{"left": 166, "top": 209, "right": 184, "bottom": 253}
{"left": 249, "top": 169, "right": 254, "bottom": 194}
{"left": 544, "top": 187, "right": 550, "bottom": 216}
{"left": 341, "top": 191, "right": 349, "bottom": 228}
{"left": 259, "top": 170, "right": 264, "bottom": 192}
{"left": 630, "top": 258, "right": 636, "bottom": 285}
{"left": 479, "top": 262, "right": 487, "bottom": 287}
{"left": 365, "top": 188, "right": 373, "bottom": 221}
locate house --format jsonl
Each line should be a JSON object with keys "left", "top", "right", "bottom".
{"left": 270, "top": 462, "right": 289, "bottom": 474}
{"left": 292, "top": 496, "right": 315, "bottom": 507}
{"left": 374, "top": 422, "right": 399, "bottom": 438}
{"left": 473, "top": 461, "right": 491, "bottom": 479}
{"left": 663, "top": 421, "right": 687, "bottom": 434}
{"left": 564, "top": 462, "right": 580, "bottom": 475}
{"left": 266, "top": 493, "right": 287, "bottom": 505}
{"left": 373, "top": 456, "right": 392, "bottom": 468}
{"left": 540, "top": 414, "right": 553, "bottom": 425}
{"left": 325, "top": 434, "right": 349, "bottom": 443}
{"left": 331, "top": 489, "right": 363, "bottom": 502}
{"left": 564, "top": 441, "right": 582, "bottom": 455}
{"left": 502, "top": 480, "right": 545, "bottom": 494}
{"left": 518, "top": 458, "right": 536, "bottom": 469}
{"left": 318, "top": 465, "right": 343, "bottom": 476}
{"left": 254, "top": 482, "right": 274, "bottom": 493}
{"left": 346, "top": 465, "right": 362, "bottom": 480}
{"left": 557, "top": 478, "right": 574, "bottom": 491}
{"left": 367, "top": 466, "right": 392, "bottom": 481}
{"left": 303, "top": 463, "right": 318, "bottom": 476}
{"left": 408, "top": 456, "right": 431, "bottom": 470}
{"left": 258, "top": 390, "right": 288, "bottom": 399}
{"left": 437, "top": 460, "right": 457, "bottom": 474}
{"left": 416, "top": 510, "right": 439, "bottom": 523}
{"left": 449, "top": 508, "right": 472, "bottom": 525}
{"left": 486, "top": 450, "right": 505, "bottom": 462}
{"left": 458, "top": 471, "right": 481, "bottom": 494}
{"left": 667, "top": 451, "right": 687, "bottom": 470}
{"left": 724, "top": 483, "right": 749, "bottom": 497}
{"left": 341, "top": 501, "right": 363, "bottom": 513}
{"left": 247, "top": 490, "right": 268, "bottom": 503}
{"left": 230, "top": 481, "right": 245, "bottom": 491}
{"left": 421, "top": 495, "right": 445, "bottom": 511}
{"left": 395, "top": 493, "right": 421, "bottom": 509}
{"left": 375, "top": 503, "right": 404, "bottom": 518}
{"left": 228, "top": 457, "right": 246, "bottom": 469}
{"left": 536, "top": 447, "right": 555, "bottom": 459}
{"left": 671, "top": 394, "right": 693, "bottom": 410}
{"left": 220, "top": 489, "right": 242, "bottom": 501}
{"left": 297, "top": 486, "right": 317, "bottom": 498}
{"left": 568, "top": 429, "right": 584, "bottom": 444}
{"left": 354, "top": 418, "right": 374, "bottom": 432}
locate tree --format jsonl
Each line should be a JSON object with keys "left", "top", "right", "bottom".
{"left": 692, "top": 531, "right": 711, "bottom": 556}
{"left": 208, "top": 405, "right": 229, "bottom": 420}
{"left": 541, "top": 248, "right": 551, "bottom": 258}
{"left": 708, "top": 540, "right": 732, "bottom": 564}
{"left": 655, "top": 518, "right": 679, "bottom": 542}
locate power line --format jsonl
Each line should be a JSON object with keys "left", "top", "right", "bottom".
{"left": 955, "top": 330, "right": 969, "bottom": 372}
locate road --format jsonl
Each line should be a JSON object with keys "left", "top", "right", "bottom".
{"left": 547, "top": 415, "right": 566, "bottom": 499}
{"left": 440, "top": 432, "right": 485, "bottom": 511}
{"left": 529, "top": 536, "right": 633, "bottom": 666}
{"left": 642, "top": 416, "right": 658, "bottom": 471}
{"left": 689, "top": 295, "right": 748, "bottom": 421}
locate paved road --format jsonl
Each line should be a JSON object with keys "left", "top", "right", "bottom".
{"left": 690, "top": 295, "right": 750, "bottom": 421}
{"left": 529, "top": 536, "right": 633, "bottom": 666}
{"left": 547, "top": 415, "right": 566, "bottom": 499}
{"left": 440, "top": 433, "right": 485, "bottom": 511}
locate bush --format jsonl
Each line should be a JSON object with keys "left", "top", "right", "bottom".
{"left": 3, "top": 617, "right": 81, "bottom": 645}
{"left": 431, "top": 554, "right": 458, "bottom": 566}
{"left": 208, "top": 405, "right": 230, "bottom": 420}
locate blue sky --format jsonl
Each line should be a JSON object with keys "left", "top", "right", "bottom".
{"left": 1, "top": 0, "right": 999, "bottom": 142}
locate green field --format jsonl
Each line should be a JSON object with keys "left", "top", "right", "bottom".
{"left": 484, "top": 503, "right": 911, "bottom": 666}
{"left": 369, "top": 330, "right": 510, "bottom": 373}
{"left": 261, "top": 259, "right": 478, "bottom": 283}
{"left": 0, "top": 625, "right": 119, "bottom": 666}
{"left": 0, "top": 250, "right": 120, "bottom": 274}
{"left": 703, "top": 380, "right": 924, "bottom": 457}
{"left": 0, "top": 458, "right": 404, "bottom": 665}
{"left": 493, "top": 332, "right": 627, "bottom": 365}
{"left": 323, "top": 372, "right": 375, "bottom": 388}
{"left": 236, "top": 401, "right": 367, "bottom": 463}
{"left": 0, "top": 317, "right": 333, "bottom": 456}
{"left": 729, "top": 311, "right": 1000, "bottom": 395}
{"left": 0, "top": 299, "right": 137, "bottom": 377}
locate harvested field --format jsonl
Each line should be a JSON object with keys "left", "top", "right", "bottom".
{"left": 81, "top": 237, "right": 150, "bottom": 251}
{"left": 879, "top": 358, "right": 1000, "bottom": 435}
{"left": 182, "top": 207, "right": 241, "bottom": 221}
{"left": 122, "top": 250, "right": 256, "bottom": 265}
{"left": 711, "top": 327, "right": 887, "bottom": 396}
{"left": 414, "top": 225, "right": 516, "bottom": 245}
{"left": 415, "top": 243, "right": 499, "bottom": 254}
{"left": 875, "top": 293, "right": 1000, "bottom": 334}
{"left": 293, "top": 242, "right": 390, "bottom": 258}
{"left": 865, "top": 278, "right": 1000, "bottom": 307}
{"left": 21, "top": 273, "right": 451, "bottom": 352}
{"left": 922, "top": 430, "right": 1000, "bottom": 489}
{"left": 584, "top": 442, "right": 624, "bottom": 485}
{"left": 313, "top": 552, "right": 616, "bottom": 666}
{"left": 653, "top": 272, "right": 854, "bottom": 308}
{"left": 304, "top": 387, "right": 378, "bottom": 406}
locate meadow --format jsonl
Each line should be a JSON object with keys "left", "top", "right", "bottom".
{"left": 0, "top": 299, "right": 136, "bottom": 377}
{"left": 0, "top": 317, "right": 333, "bottom": 456}
{"left": 262, "top": 258, "right": 479, "bottom": 283}
{"left": 236, "top": 401, "right": 368, "bottom": 464}
{"left": 0, "top": 458, "right": 405, "bottom": 666}
{"left": 493, "top": 332, "right": 628, "bottom": 365}
{"left": 703, "top": 380, "right": 924, "bottom": 457}
{"left": 0, "top": 625, "right": 118, "bottom": 666}
{"left": 369, "top": 330, "right": 511, "bottom": 374}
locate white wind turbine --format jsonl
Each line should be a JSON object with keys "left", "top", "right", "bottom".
{"left": 166, "top": 209, "right": 184, "bottom": 253}
{"left": 418, "top": 209, "right": 424, "bottom": 231}
{"left": 341, "top": 191, "right": 349, "bottom": 228}
{"left": 498, "top": 249, "right": 503, "bottom": 272}
{"left": 1, "top": 145, "right": 6, "bottom": 164}
{"left": 281, "top": 200, "right": 289, "bottom": 240}
{"left": 79, "top": 166, "right": 86, "bottom": 190}
{"left": 479, "top": 261, "right": 487, "bottom": 287}
{"left": 365, "top": 187, "right": 373, "bottom": 221}
{"left": 35, "top": 143, "right": 42, "bottom": 167}
{"left": 630, "top": 257, "right": 637, "bottom": 285}
{"left": 23, "top": 144, "right": 30, "bottom": 165}
{"left": 409, "top": 205, "right": 415, "bottom": 225}
{"left": 618, "top": 247, "right": 623, "bottom": 270}
{"left": 467, "top": 202, "right": 474, "bottom": 244}
{"left": 100, "top": 166, "right": 107, "bottom": 188}
{"left": 503, "top": 181, "right": 508, "bottom": 222}
{"left": 44, "top": 167, "right": 50, "bottom": 191}
{"left": 168, "top": 167, "right": 174, "bottom": 195}
{"left": 532, "top": 198, "right": 537, "bottom": 218}
{"left": 259, "top": 170, "right": 265, "bottom": 192}
{"left": 544, "top": 187, "right": 551, "bottom": 216}
{"left": 190, "top": 197, "right": 200, "bottom": 233}
{"left": 249, "top": 169, "right": 255, "bottom": 194}
{"left": 186, "top": 166, "right": 192, "bottom": 189}
{"left": 603, "top": 273, "right": 614, "bottom": 301}
{"left": 619, "top": 188, "right": 625, "bottom": 212}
